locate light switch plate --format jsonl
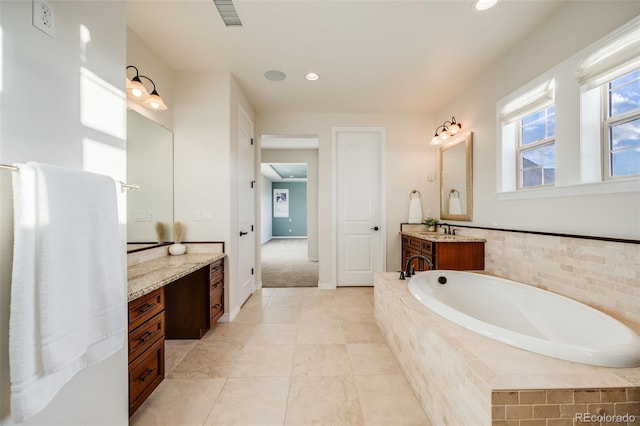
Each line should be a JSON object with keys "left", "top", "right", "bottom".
{"left": 33, "top": 0, "right": 55, "bottom": 38}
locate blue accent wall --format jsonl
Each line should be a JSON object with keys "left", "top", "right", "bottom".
{"left": 272, "top": 182, "right": 307, "bottom": 236}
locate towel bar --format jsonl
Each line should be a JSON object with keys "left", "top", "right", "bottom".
{"left": 0, "top": 162, "right": 140, "bottom": 191}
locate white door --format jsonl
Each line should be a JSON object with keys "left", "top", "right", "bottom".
{"left": 335, "top": 129, "right": 384, "bottom": 286}
{"left": 238, "top": 107, "right": 255, "bottom": 305}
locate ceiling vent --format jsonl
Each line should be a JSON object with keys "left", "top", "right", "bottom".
{"left": 213, "top": 0, "right": 242, "bottom": 27}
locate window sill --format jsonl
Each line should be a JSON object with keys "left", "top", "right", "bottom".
{"left": 496, "top": 177, "right": 640, "bottom": 200}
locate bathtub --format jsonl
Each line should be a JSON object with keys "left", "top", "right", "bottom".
{"left": 407, "top": 270, "right": 640, "bottom": 368}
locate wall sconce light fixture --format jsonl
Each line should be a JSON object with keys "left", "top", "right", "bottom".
{"left": 126, "top": 65, "right": 168, "bottom": 111}
{"left": 431, "top": 116, "right": 462, "bottom": 145}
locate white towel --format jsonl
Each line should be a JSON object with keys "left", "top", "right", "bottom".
{"left": 449, "top": 198, "right": 462, "bottom": 215}
{"left": 408, "top": 198, "right": 423, "bottom": 224}
{"left": 10, "top": 162, "right": 126, "bottom": 420}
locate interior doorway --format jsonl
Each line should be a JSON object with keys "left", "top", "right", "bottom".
{"left": 260, "top": 136, "right": 319, "bottom": 287}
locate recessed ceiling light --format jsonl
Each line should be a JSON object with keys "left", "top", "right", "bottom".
{"left": 473, "top": 0, "right": 498, "bottom": 11}
{"left": 305, "top": 72, "right": 320, "bottom": 81}
{"left": 264, "top": 70, "right": 287, "bottom": 81}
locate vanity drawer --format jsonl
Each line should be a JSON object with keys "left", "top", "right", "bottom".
{"left": 408, "top": 237, "right": 422, "bottom": 251}
{"left": 129, "top": 337, "right": 164, "bottom": 416}
{"left": 128, "top": 311, "right": 164, "bottom": 363}
{"left": 210, "top": 259, "right": 224, "bottom": 280}
{"left": 421, "top": 241, "right": 433, "bottom": 255}
{"left": 210, "top": 292, "right": 224, "bottom": 325}
{"left": 210, "top": 275, "right": 224, "bottom": 295}
{"left": 128, "top": 288, "right": 164, "bottom": 332}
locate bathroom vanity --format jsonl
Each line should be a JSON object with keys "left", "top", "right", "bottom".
{"left": 127, "top": 252, "right": 225, "bottom": 416}
{"left": 401, "top": 231, "right": 485, "bottom": 271}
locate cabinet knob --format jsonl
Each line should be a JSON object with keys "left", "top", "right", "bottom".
{"left": 371, "top": 226, "right": 379, "bottom": 231}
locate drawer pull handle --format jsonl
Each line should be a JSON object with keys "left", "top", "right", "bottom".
{"left": 212, "top": 282, "right": 222, "bottom": 288}
{"left": 138, "top": 331, "right": 156, "bottom": 343}
{"left": 137, "top": 303, "right": 154, "bottom": 314}
{"left": 137, "top": 368, "right": 155, "bottom": 383}
{"left": 212, "top": 304, "right": 223, "bottom": 310}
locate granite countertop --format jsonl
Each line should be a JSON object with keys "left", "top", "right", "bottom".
{"left": 127, "top": 253, "right": 225, "bottom": 302}
{"left": 401, "top": 231, "right": 486, "bottom": 243}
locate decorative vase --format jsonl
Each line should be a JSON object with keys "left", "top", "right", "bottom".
{"left": 169, "top": 243, "right": 186, "bottom": 255}
{"left": 427, "top": 225, "right": 436, "bottom": 232}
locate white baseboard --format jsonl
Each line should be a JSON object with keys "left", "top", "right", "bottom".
{"left": 318, "top": 281, "right": 337, "bottom": 290}
{"left": 219, "top": 305, "right": 241, "bottom": 323}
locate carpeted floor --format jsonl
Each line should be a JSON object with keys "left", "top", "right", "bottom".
{"left": 261, "top": 238, "right": 319, "bottom": 287}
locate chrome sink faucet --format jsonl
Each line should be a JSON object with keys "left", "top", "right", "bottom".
{"left": 400, "top": 255, "right": 434, "bottom": 280}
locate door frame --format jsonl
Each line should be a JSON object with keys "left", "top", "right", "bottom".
{"left": 330, "top": 127, "right": 387, "bottom": 288}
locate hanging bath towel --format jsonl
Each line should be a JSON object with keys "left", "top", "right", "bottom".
{"left": 449, "top": 189, "right": 462, "bottom": 215}
{"left": 407, "top": 190, "right": 423, "bottom": 223}
{"left": 9, "top": 162, "right": 126, "bottom": 420}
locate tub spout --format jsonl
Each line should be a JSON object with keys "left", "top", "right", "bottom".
{"left": 404, "top": 255, "right": 434, "bottom": 278}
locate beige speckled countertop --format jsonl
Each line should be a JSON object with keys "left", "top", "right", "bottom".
{"left": 127, "top": 253, "right": 225, "bottom": 302}
{"left": 401, "top": 231, "right": 486, "bottom": 243}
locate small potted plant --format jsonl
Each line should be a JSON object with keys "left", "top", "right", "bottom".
{"left": 425, "top": 217, "right": 439, "bottom": 232}
{"left": 169, "top": 221, "right": 187, "bottom": 255}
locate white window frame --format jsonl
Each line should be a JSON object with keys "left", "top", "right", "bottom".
{"left": 601, "top": 72, "right": 640, "bottom": 180}
{"left": 517, "top": 108, "right": 556, "bottom": 189}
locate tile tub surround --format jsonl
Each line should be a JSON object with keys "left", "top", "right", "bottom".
{"left": 374, "top": 273, "right": 640, "bottom": 426}
{"left": 128, "top": 253, "right": 225, "bottom": 301}
{"left": 456, "top": 228, "right": 640, "bottom": 333}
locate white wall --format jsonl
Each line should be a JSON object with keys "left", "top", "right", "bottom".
{"left": 260, "top": 149, "right": 319, "bottom": 261}
{"left": 260, "top": 175, "right": 273, "bottom": 244}
{"left": 0, "top": 1, "right": 128, "bottom": 424}
{"left": 256, "top": 113, "right": 436, "bottom": 280}
{"left": 434, "top": 2, "right": 640, "bottom": 239}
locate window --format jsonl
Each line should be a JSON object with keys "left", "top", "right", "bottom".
{"left": 604, "top": 69, "right": 640, "bottom": 179}
{"left": 518, "top": 105, "right": 556, "bottom": 188}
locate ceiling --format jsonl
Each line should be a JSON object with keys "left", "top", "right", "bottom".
{"left": 261, "top": 163, "right": 308, "bottom": 182}
{"left": 127, "top": 0, "right": 567, "bottom": 114}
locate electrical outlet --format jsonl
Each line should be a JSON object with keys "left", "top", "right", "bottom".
{"left": 193, "top": 210, "right": 201, "bottom": 222}
{"left": 147, "top": 209, "right": 156, "bottom": 221}
{"left": 32, "top": 0, "right": 55, "bottom": 38}
{"left": 203, "top": 210, "right": 213, "bottom": 221}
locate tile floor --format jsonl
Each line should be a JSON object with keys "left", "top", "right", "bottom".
{"left": 130, "top": 287, "right": 430, "bottom": 426}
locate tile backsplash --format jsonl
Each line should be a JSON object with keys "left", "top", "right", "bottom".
{"left": 458, "top": 228, "right": 640, "bottom": 333}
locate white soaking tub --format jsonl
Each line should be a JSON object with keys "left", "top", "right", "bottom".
{"left": 407, "top": 270, "right": 640, "bottom": 368}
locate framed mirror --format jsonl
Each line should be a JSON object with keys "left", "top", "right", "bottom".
{"left": 126, "top": 109, "right": 174, "bottom": 250}
{"left": 440, "top": 132, "right": 472, "bottom": 221}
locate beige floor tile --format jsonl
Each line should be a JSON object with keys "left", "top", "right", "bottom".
{"left": 246, "top": 323, "right": 299, "bottom": 345}
{"left": 259, "top": 288, "right": 276, "bottom": 297}
{"left": 164, "top": 340, "right": 198, "bottom": 374}
{"left": 285, "top": 375, "right": 365, "bottom": 425}
{"left": 231, "top": 344, "right": 295, "bottom": 377}
{"left": 299, "top": 303, "right": 339, "bottom": 322}
{"left": 167, "top": 341, "right": 241, "bottom": 378}
{"left": 337, "top": 305, "right": 376, "bottom": 323}
{"left": 272, "top": 287, "right": 308, "bottom": 297}
{"left": 341, "top": 322, "right": 385, "bottom": 344}
{"left": 130, "top": 378, "right": 225, "bottom": 426}
{"left": 242, "top": 293, "right": 270, "bottom": 309}
{"left": 292, "top": 344, "right": 353, "bottom": 376}
{"left": 347, "top": 343, "right": 402, "bottom": 375}
{"left": 297, "top": 319, "right": 345, "bottom": 344}
{"left": 355, "top": 375, "right": 430, "bottom": 426}
{"left": 266, "top": 295, "right": 303, "bottom": 309}
{"left": 301, "top": 294, "right": 336, "bottom": 308}
{"left": 202, "top": 322, "right": 256, "bottom": 345}
{"left": 260, "top": 308, "right": 301, "bottom": 324}
{"left": 233, "top": 307, "right": 265, "bottom": 323}
{"left": 302, "top": 287, "right": 335, "bottom": 297}
{"left": 204, "top": 377, "right": 290, "bottom": 425}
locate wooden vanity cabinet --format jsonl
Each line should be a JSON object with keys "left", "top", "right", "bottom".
{"left": 209, "top": 259, "right": 224, "bottom": 325}
{"left": 128, "top": 287, "right": 165, "bottom": 417}
{"left": 164, "top": 259, "right": 225, "bottom": 339}
{"left": 401, "top": 235, "right": 484, "bottom": 271}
